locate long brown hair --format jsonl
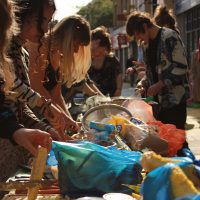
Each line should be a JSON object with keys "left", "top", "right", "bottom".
{"left": 14, "top": 0, "right": 55, "bottom": 48}
{"left": 0, "top": 0, "right": 18, "bottom": 91}
{"left": 153, "top": 5, "right": 179, "bottom": 33}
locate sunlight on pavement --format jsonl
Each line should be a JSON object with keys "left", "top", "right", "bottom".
{"left": 186, "top": 108, "right": 200, "bottom": 157}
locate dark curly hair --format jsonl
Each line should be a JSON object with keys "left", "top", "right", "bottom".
{"left": 14, "top": 0, "right": 55, "bottom": 41}
{"left": 91, "top": 26, "right": 111, "bottom": 52}
{"left": 153, "top": 5, "right": 178, "bottom": 32}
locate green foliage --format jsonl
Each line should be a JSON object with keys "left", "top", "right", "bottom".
{"left": 77, "top": 0, "right": 113, "bottom": 29}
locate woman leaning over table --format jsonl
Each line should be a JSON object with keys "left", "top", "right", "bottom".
{"left": 0, "top": 0, "right": 52, "bottom": 186}
{"left": 3, "top": 0, "right": 79, "bottom": 140}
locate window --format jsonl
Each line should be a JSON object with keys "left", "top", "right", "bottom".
{"left": 186, "top": 5, "right": 200, "bottom": 58}
{"left": 187, "top": 33, "right": 191, "bottom": 62}
{"left": 186, "top": 11, "right": 192, "bottom": 31}
{"left": 192, "top": 31, "right": 196, "bottom": 49}
{"left": 193, "top": 8, "right": 197, "bottom": 29}
{"left": 198, "top": 7, "right": 200, "bottom": 28}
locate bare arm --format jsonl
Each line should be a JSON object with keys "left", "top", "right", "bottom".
{"left": 113, "top": 73, "right": 123, "bottom": 97}
{"left": 49, "top": 83, "right": 72, "bottom": 117}
{"left": 26, "top": 41, "right": 51, "bottom": 99}
{"left": 85, "top": 82, "right": 104, "bottom": 96}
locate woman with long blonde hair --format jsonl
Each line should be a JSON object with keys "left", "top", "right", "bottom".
{"left": 27, "top": 15, "right": 91, "bottom": 115}
{"left": 49, "top": 15, "right": 91, "bottom": 88}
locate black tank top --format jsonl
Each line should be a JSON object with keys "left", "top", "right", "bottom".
{"left": 43, "top": 61, "right": 60, "bottom": 91}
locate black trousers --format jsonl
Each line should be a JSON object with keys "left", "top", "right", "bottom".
{"left": 158, "top": 102, "right": 187, "bottom": 129}
{"left": 157, "top": 102, "right": 189, "bottom": 155}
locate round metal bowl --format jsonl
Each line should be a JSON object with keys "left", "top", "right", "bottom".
{"left": 82, "top": 104, "right": 133, "bottom": 131}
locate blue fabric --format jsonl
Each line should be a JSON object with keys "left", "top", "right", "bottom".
{"left": 141, "top": 157, "right": 197, "bottom": 200}
{"left": 141, "top": 163, "right": 176, "bottom": 200}
{"left": 48, "top": 141, "right": 142, "bottom": 197}
{"left": 181, "top": 148, "right": 200, "bottom": 167}
{"left": 176, "top": 195, "right": 200, "bottom": 200}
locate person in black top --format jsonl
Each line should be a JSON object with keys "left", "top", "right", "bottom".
{"left": 126, "top": 11, "right": 190, "bottom": 156}
{"left": 88, "top": 26, "right": 123, "bottom": 97}
{"left": 126, "top": 41, "right": 146, "bottom": 87}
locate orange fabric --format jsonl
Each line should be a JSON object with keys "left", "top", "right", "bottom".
{"left": 148, "top": 121, "right": 186, "bottom": 156}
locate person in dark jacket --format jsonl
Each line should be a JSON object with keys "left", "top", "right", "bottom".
{"left": 126, "top": 11, "right": 190, "bottom": 155}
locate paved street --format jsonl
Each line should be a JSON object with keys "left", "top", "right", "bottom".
{"left": 122, "top": 82, "right": 200, "bottom": 157}
{"left": 186, "top": 108, "right": 200, "bottom": 158}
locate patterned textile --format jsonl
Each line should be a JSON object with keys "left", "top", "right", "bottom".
{"left": 0, "top": 138, "right": 31, "bottom": 200}
{"left": 5, "top": 36, "right": 41, "bottom": 112}
{"left": 88, "top": 55, "right": 122, "bottom": 97}
{"left": 0, "top": 139, "right": 21, "bottom": 182}
{"left": 2, "top": 36, "right": 51, "bottom": 131}
{"left": 0, "top": 139, "right": 20, "bottom": 198}
{"left": 144, "top": 27, "right": 189, "bottom": 110}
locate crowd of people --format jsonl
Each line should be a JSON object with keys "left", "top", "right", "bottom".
{"left": 0, "top": 0, "right": 196, "bottom": 186}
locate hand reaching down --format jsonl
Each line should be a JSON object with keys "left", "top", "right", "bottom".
{"left": 13, "top": 128, "right": 52, "bottom": 156}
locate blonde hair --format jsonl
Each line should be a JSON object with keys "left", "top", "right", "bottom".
{"left": 50, "top": 15, "right": 91, "bottom": 88}
{"left": 0, "top": 0, "right": 18, "bottom": 92}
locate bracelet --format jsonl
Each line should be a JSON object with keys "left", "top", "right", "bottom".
{"left": 40, "top": 96, "right": 52, "bottom": 115}
{"left": 45, "top": 125, "right": 52, "bottom": 132}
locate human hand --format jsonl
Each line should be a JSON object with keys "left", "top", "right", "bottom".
{"left": 135, "top": 80, "right": 146, "bottom": 96}
{"left": 126, "top": 67, "right": 136, "bottom": 75}
{"left": 44, "top": 104, "right": 79, "bottom": 139}
{"left": 147, "top": 80, "right": 165, "bottom": 97}
{"left": 132, "top": 61, "right": 145, "bottom": 67}
{"left": 49, "top": 125, "right": 74, "bottom": 142}
{"left": 77, "top": 122, "right": 82, "bottom": 127}
{"left": 13, "top": 128, "right": 52, "bottom": 156}
{"left": 47, "top": 127, "right": 62, "bottom": 141}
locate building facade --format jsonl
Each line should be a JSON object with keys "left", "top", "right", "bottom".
{"left": 175, "top": 0, "right": 200, "bottom": 62}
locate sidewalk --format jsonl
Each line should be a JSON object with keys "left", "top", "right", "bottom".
{"left": 122, "top": 82, "right": 200, "bottom": 157}
{"left": 186, "top": 108, "right": 200, "bottom": 158}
